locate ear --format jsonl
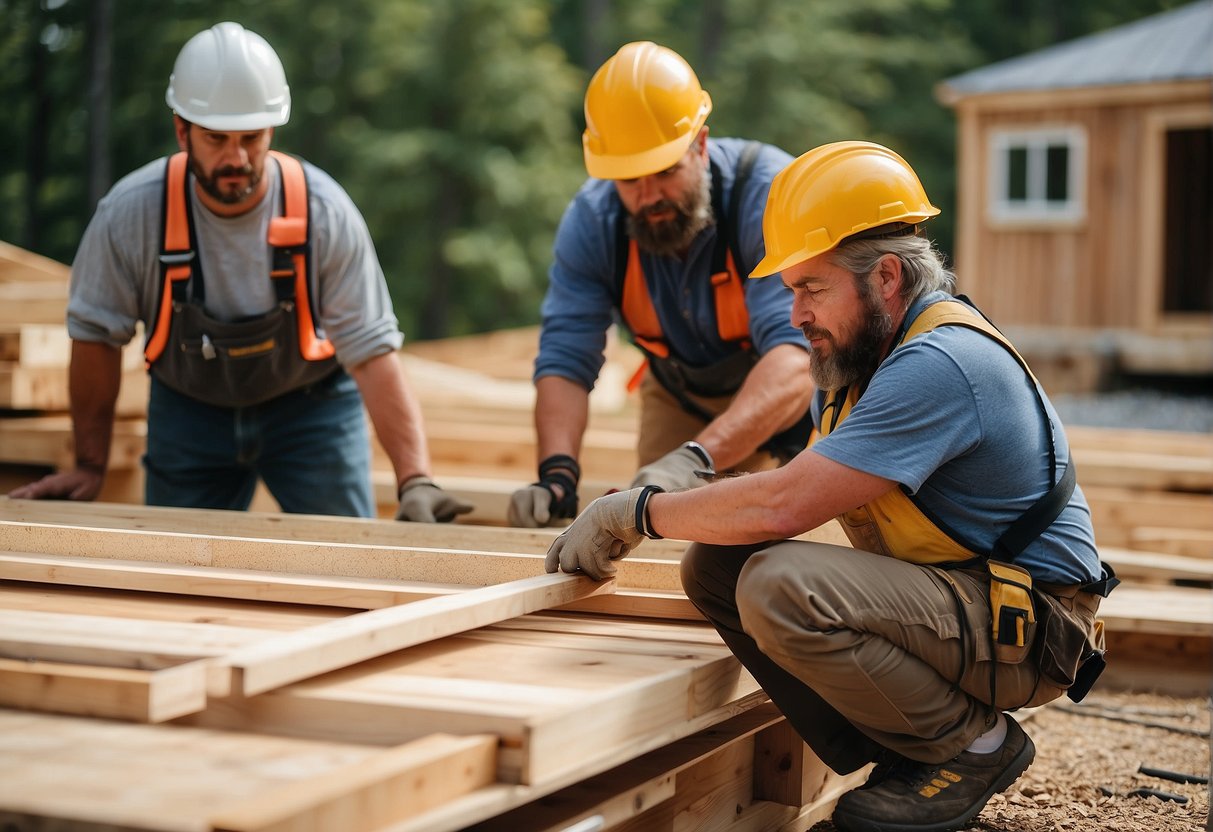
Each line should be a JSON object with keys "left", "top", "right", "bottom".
{"left": 173, "top": 116, "right": 190, "bottom": 152}
{"left": 695, "top": 126, "right": 710, "bottom": 163}
{"left": 874, "top": 254, "right": 902, "bottom": 304}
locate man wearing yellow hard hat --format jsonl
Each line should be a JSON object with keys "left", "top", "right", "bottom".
{"left": 509, "top": 41, "right": 815, "bottom": 528}
{"left": 545, "top": 141, "right": 1118, "bottom": 832}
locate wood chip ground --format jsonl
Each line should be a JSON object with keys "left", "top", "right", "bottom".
{"left": 808, "top": 690, "right": 1210, "bottom": 832}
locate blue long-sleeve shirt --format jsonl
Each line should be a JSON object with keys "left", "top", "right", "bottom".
{"left": 534, "top": 138, "right": 807, "bottom": 391}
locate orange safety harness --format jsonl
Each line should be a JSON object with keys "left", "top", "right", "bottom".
{"left": 615, "top": 142, "right": 760, "bottom": 392}
{"left": 144, "top": 150, "right": 334, "bottom": 367}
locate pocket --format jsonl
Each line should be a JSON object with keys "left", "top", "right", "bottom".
{"left": 988, "top": 560, "right": 1036, "bottom": 665}
{"left": 1031, "top": 590, "right": 1092, "bottom": 689}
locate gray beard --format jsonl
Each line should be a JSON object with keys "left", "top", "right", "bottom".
{"left": 625, "top": 170, "right": 713, "bottom": 257}
{"left": 809, "top": 286, "right": 896, "bottom": 391}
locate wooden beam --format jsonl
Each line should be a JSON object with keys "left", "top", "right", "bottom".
{"left": 0, "top": 520, "right": 688, "bottom": 592}
{"left": 0, "top": 607, "right": 270, "bottom": 669}
{"left": 208, "top": 733, "right": 498, "bottom": 832}
{"left": 219, "top": 574, "right": 615, "bottom": 696}
{"left": 0, "top": 552, "right": 466, "bottom": 609}
{"left": 0, "top": 656, "right": 208, "bottom": 722}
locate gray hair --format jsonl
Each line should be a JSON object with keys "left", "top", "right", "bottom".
{"left": 828, "top": 234, "right": 956, "bottom": 304}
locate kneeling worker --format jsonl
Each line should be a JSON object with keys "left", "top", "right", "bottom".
{"left": 545, "top": 140, "right": 1117, "bottom": 832}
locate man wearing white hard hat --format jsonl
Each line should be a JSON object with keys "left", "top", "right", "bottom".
{"left": 12, "top": 22, "right": 471, "bottom": 523}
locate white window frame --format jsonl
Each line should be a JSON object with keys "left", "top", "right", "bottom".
{"left": 987, "top": 126, "right": 1087, "bottom": 226}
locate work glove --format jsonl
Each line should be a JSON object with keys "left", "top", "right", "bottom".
{"left": 395, "top": 475, "right": 474, "bottom": 523}
{"left": 507, "top": 454, "right": 580, "bottom": 528}
{"left": 545, "top": 486, "right": 662, "bottom": 580}
{"left": 628, "top": 441, "right": 715, "bottom": 493}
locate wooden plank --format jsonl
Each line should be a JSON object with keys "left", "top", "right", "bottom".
{"left": 1074, "top": 447, "right": 1213, "bottom": 493}
{"left": 0, "top": 709, "right": 389, "bottom": 832}
{"left": 0, "top": 241, "right": 70, "bottom": 283}
{"left": 209, "top": 733, "right": 497, "bottom": 832}
{"left": 0, "top": 608, "right": 271, "bottom": 669}
{"left": 219, "top": 574, "right": 616, "bottom": 696}
{"left": 0, "top": 552, "right": 467, "bottom": 609}
{"left": 0, "top": 657, "right": 208, "bottom": 722}
{"left": 1128, "top": 527, "right": 1213, "bottom": 559}
{"left": 0, "top": 282, "right": 70, "bottom": 325}
{"left": 1097, "top": 585, "right": 1213, "bottom": 637}
{"left": 0, "top": 416, "right": 146, "bottom": 470}
{"left": 1085, "top": 486, "right": 1213, "bottom": 549}
{"left": 1098, "top": 547, "right": 1213, "bottom": 584}
{"left": 0, "top": 520, "right": 687, "bottom": 592}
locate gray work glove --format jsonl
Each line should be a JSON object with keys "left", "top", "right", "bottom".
{"left": 507, "top": 454, "right": 580, "bottom": 528}
{"left": 545, "top": 486, "right": 660, "bottom": 580}
{"left": 628, "top": 441, "right": 714, "bottom": 492}
{"left": 395, "top": 475, "right": 474, "bottom": 523}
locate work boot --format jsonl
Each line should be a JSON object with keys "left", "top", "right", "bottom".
{"left": 831, "top": 716, "right": 1035, "bottom": 832}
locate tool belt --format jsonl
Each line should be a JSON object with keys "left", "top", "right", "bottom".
{"left": 983, "top": 559, "right": 1117, "bottom": 704}
{"left": 151, "top": 299, "right": 338, "bottom": 408}
{"left": 647, "top": 348, "right": 814, "bottom": 462}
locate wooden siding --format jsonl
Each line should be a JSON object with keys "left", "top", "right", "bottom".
{"left": 952, "top": 80, "right": 1212, "bottom": 333}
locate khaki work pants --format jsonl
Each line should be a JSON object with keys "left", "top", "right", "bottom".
{"left": 680, "top": 539, "right": 1100, "bottom": 774}
{"left": 637, "top": 372, "right": 780, "bottom": 472}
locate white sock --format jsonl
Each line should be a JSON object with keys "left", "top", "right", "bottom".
{"left": 965, "top": 712, "right": 1007, "bottom": 754}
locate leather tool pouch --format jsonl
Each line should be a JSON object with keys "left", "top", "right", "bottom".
{"left": 1031, "top": 587, "right": 1103, "bottom": 698}
{"left": 988, "top": 560, "right": 1035, "bottom": 664}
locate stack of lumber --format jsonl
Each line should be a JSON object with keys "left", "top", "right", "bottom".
{"left": 0, "top": 499, "right": 866, "bottom": 831}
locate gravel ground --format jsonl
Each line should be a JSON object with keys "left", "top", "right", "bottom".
{"left": 808, "top": 691, "right": 1210, "bottom": 832}
{"left": 1052, "top": 388, "right": 1213, "bottom": 433}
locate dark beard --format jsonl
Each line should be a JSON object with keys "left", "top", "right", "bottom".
{"left": 186, "top": 135, "right": 261, "bottom": 205}
{"left": 625, "top": 170, "right": 713, "bottom": 257}
{"left": 807, "top": 280, "right": 895, "bottom": 391}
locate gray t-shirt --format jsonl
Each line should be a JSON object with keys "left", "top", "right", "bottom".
{"left": 67, "top": 154, "right": 403, "bottom": 368}
{"left": 810, "top": 293, "right": 1101, "bottom": 586}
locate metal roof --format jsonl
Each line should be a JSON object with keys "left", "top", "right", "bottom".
{"left": 939, "top": 0, "right": 1213, "bottom": 100}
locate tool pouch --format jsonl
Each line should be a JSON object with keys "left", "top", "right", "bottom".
{"left": 988, "top": 560, "right": 1035, "bottom": 664}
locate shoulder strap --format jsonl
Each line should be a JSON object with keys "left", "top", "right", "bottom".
{"left": 906, "top": 298, "right": 1075, "bottom": 561}
{"left": 267, "top": 150, "right": 333, "bottom": 361}
{"left": 725, "top": 140, "right": 762, "bottom": 275}
{"left": 145, "top": 152, "right": 197, "bottom": 366}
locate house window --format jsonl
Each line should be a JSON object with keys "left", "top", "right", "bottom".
{"left": 988, "top": 127, "right": 1086, "bottom": 224}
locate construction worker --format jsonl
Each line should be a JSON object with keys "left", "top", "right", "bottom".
{"left": 10, "top": 22, "right": 471, "bottom": 523}
{"left": 507, "top": 41, "right": 815, "bottom": 528}
{"left": 545, "top": 141, "right": 1118, "bottom": 831}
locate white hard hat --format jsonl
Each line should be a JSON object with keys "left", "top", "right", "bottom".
{"left": 165, "top": 22, "right": 290, "bottom": 131}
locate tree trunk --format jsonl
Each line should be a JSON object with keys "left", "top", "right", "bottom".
{"left": 87, "top": 0, "right": 114, "bottom": 214}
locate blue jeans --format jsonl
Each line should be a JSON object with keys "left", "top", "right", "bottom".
{"left": 144, "top": 369, "right": 374, "bottom": 517}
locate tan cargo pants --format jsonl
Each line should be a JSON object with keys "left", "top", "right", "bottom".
{"left": 680, "top": 538, "right": 1101, "bottom": 773}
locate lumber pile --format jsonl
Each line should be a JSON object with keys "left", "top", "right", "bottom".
{"left": 0, "top": 499, "right": 867, "bottom": 831}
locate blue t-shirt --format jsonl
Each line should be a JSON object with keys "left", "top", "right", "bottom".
{"left": 810, "top": 293, "right": 1101, "bottom": 586}
{"left": 533, "top": 137, "right": 807, "bottom": 390}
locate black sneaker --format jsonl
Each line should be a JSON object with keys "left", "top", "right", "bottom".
{"left": 831, "top": 716, "right": 1035, "bottom": 832}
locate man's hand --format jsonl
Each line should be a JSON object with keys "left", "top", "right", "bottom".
{"left": 9, "top": 468, "right": 104, "bottom": 502}
{"left": 508, "top": 454, "right": 580, "bottom": 528}
{"left": 545, "top": 486, "right": 660, "bottom": 580}
{"left": 395, "top": 476, "right": 473, "bottom": 523}
{"left": 629, "top": 442, "right": 714, "bottom": 492}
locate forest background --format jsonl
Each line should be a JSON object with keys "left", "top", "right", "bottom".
{"left": 1, "top": 0, "right": 1191, "bottom": 340}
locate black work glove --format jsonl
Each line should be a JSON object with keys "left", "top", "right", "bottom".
{"left": 507, "top": 454, "right": 580, "bottom": 528}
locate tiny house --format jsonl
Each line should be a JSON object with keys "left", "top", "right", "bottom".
{"left": 936, "top": 1, "right": 1212, "bottom": 387}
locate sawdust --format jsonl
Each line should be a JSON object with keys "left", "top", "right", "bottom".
{"left": 808, "top": 690, "right": 1210, "bottom": 832}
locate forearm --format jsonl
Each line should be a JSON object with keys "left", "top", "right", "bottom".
{"left": 350, "top": 352, "right": 431, "bottom": 488}
{"left": 695, "top": 344, "right": 814, "bottom": 470}
{"left": 70, "top": 340, "right": 122, "bottom": 471}
{"left": 645, "top": 449, "right": 896, "bottom": 544}
{"left": 534, "top": 374, "right": 590, "bottom": 462}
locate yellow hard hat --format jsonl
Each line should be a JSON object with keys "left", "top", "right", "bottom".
{"left": 750, "top": 141, "right": 940, "bottom": 277}
{"left": 582, "top": 41, "right": 713, "bottom": 181}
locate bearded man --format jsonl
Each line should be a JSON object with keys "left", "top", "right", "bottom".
{"left": 508, "top": 41, "right": 815, "bottom": 528}
{"left": 11, "top": 22, "right": 471, "bottom": 524}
